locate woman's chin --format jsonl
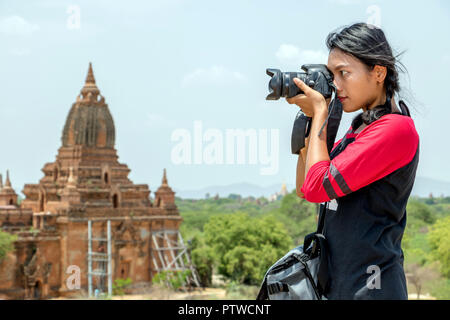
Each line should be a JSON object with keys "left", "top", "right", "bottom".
{"left": 342, "top": 102, "right": 361, "bottom": 113}
{"left": 342, "top": 105, "right": 354, "bottom": 113}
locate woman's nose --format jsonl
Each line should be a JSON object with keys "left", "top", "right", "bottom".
{"left": 333, "top": 79, "right": 342, "bottom": 92}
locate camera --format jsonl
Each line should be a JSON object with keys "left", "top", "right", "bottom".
{"left": 266, "top": 64, "right": 335, "bottom": 100}
{"left": 265, "top": 64, "right": 343, "bottom": 155}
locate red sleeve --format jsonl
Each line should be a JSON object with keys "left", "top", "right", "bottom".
{"left": 298, "top": 128, "right": 347, "bottom": 200}
{"left": 300, "top": 115, "right": 419, "bottom": 203}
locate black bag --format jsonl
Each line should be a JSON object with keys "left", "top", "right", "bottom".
{"left": 256, "top": 203, "right": 330, "bottom": 300}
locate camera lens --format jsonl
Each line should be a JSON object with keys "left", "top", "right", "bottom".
{"left": 266, "top": 69, "right": 306, "bottom": 100}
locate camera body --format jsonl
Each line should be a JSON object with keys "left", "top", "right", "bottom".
{"left": 265, "top": 64, "right": 343, "bottom": 155}
{"left": 266, "top": 64, "right": 335, "bottom": 100}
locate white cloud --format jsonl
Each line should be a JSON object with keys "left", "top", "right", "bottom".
{"left": 181, "top": 65, "right": 247, "bottom": 88}
{"left": 0, "top": 16, "right": 40, "bottom": 35}
{"left": 275, "top": 44, "right": 328, "bottom": 66}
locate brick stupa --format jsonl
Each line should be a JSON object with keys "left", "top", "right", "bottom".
{"left": 0, "top": 63, "right": 182, "bottom": 299}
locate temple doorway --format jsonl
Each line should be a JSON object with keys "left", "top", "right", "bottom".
{"left": 33, "top": 281, "right": 42, "bottom": 300}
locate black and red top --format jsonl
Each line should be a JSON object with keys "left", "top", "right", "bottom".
{"left": 300, "top": 104, "right": 420, "bottom": 299}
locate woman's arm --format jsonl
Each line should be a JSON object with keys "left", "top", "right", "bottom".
{"left": 300, "top": 115, "right": 419, "bottom": 203}
{"left": 287, "top": 78, "right": 330, "bottom": 198}
{"left": 296, "top": 136, "right": 310, "bottom": 197}
{"left": 305, "top": 108, "right": 330, "bottom": 173}
{"left": 297, "top": 109, "right": 330, "bottom": 197}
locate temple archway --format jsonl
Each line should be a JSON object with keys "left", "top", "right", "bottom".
{"left": 33, "top": 281, "right": 42, "bottom": 300}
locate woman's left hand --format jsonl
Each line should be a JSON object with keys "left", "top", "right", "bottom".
{"left": 286, "top": 78, "right": 329, "bottom": 116}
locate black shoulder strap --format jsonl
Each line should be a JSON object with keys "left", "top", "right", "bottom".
{"left": 398, "top": 100, "right": 411, "bottom": 117}
{"left": 316, "top": 202, "right": 328, "bottom": 234}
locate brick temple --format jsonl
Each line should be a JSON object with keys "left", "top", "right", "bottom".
{"left": 0, "top": 63, "right": 184, "bottom": 299}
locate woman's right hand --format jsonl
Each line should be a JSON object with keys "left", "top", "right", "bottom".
{"left": 285, "top": 78, "right": 331, "bottom": 117}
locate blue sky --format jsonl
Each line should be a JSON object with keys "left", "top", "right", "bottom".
{"left": 0, "top": 0, "right": 449, "bottom": 195}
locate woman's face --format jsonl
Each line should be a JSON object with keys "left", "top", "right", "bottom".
{"left": 327, "top": 48, "right": 382, "bottom": 113}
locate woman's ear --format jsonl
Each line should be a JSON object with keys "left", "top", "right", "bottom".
{"left": 373, "top": 65, "right": 387, "bottom": 83}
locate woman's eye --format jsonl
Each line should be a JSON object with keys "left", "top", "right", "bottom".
{"left": 340, "top": 70, "right": 348, "bottom": 76}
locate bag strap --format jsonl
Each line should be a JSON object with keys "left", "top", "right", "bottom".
{"left": 256, "top": 278, "right": 268, "bottom": 300}
{"left": 303, "top": 202, "right": 328, "bottom": 254}
{"left": 316, "top": 201, "right": 328, "bottom": 234}
{"left": 314, "top": 234, "right": 330, "bottom": 297}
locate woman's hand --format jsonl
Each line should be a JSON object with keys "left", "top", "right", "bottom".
{"left": 285, "top": 78, "right": 329, "bottom": 117}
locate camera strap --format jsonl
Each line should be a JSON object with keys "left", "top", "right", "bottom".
{"left": 318, "top": 88, "right": 337, "bottom": 138}
{"left": 316, "top": 201, "right": 328, "bottom": 234}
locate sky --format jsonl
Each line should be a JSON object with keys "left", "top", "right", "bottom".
{"left": 0, "top": 0, "right": 449, "bottom": 196}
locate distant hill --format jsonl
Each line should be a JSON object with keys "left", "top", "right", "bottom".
{"left": 173, "top": 182, "right": 295, "bottom": 199}
{"left": 174, "top": 176, "right": 450, "bottom": 200}
{"left": 412, "top": 176, "right": 450, "bottom": 198}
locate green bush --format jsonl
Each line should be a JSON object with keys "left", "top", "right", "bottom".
{"left": 427, "top": 216, "right": 450, "bottom": 277}
{"left": 152, "top": 270, "right": 191, "bottom": 290}
{"left": 112, "top": 277, "right": 132, "bottom": 296}
{"left": 0, "top": 231, "right": 17, "bottom": 261}
{"left": 403, "top": 232, "right": 432, "bottom": 265}
{"left": 274, "top": 190, "right": 317, "bottom": 244}
{"left": 203, "top": 212, "right": 292, "bottom": 285}
{"left": 190, "top": 234, "right": 215, "bottom": 287}
{"left": 430, "top": 278, "right": 450, "bottom": 300}
{"left": 407, "top": 199, "right": 437, "bottom": 227}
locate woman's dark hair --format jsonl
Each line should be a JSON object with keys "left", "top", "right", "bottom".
{"left": 326, "top": 22, "right": 408, "bottom": 126}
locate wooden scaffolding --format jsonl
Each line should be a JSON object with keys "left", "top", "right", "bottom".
{"left": 150, "top": 229, "right": 201, "bottom": 288}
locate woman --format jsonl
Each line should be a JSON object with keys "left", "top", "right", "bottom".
{"left": 287, "top": 23, "right": 419, "bottom": 299}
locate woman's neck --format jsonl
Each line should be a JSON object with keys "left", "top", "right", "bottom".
{"left": 363, "top": 90, "right": 387, "bottom": 112}
{"left": 354, "top": 92, "right": 401, "bottom": 133}
{"left": 363, "top": 91, "right": 401, "bottom": 114}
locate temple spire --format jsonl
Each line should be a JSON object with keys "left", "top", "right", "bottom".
{"left": 85, "top": 62, "right": 96, "bottom": 85}
{"left": 4, "top": 170, "right": 11, "bottom": 188}
{"left": 80, "top": 62, "right": 100, "bottom": 100}
{"left": 154, "top": 168, "right": 175, "bottom": 208}
{"left": 0, "top": 170, "right": 17, "bottom": 206}
{"left": 162, "top": 168, "right": 168, "bottom": 186}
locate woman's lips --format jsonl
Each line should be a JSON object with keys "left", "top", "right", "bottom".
{"left": 338, "top": 97, "right": 347, "bottom": 102}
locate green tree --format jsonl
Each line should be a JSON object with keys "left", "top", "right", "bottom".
{"left": 427, "top": 216, "right": 450, "bottom": 277}
{"left": 228, "top": 194, "right": 242, "bottom": 201}
{"left": 112, "top": 277, "right": 132, "bottom": 296}
{"left": 0, "top": 230, "right": 17, "bottom": 261}
{"left": 152, "top": 270, "right": 191, "bottom": 291}
{"left": 203, "top": 212, "right": 292, "bottom": 285}
{"left": 407, "top": 199, "right": 436, "bottom": 226}
{"left": 190, "top": 233, "right": 215, "bottom": 287}
{"left": 276, "top": 190, "right": 317, "bottom": 244}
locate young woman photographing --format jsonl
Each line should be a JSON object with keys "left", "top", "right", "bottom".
{"left": 287, "top": 23, "right": 420, "bottom": 299}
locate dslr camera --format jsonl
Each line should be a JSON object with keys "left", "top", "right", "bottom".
{"left": 265, "top": 64, "right": 343, "bottom": 155}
